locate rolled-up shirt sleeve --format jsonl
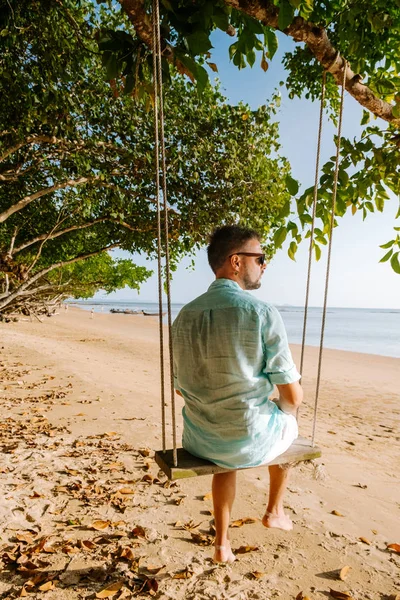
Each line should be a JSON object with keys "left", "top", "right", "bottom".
{"left": 262, "top": 306, "right": 301, "bottom": 385}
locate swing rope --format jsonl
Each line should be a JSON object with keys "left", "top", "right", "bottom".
{"left": 152, "top": 0, "right": 177, "bottom": 466}
{"left": 299, "top": 71, "right": 327, "bottom": 381}
{"left": 151, "top": 5, "right": 166, "bottom": 453}
{"left": 311, "top": 63, "right": 347, "bottom": 446}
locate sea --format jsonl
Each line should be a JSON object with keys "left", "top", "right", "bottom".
{"left": 72, "top": 300, "right": 400, "bottom": 359}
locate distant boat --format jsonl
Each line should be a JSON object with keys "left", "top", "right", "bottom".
{"left": 142, "top": 311, "right": 166, "bottom": 317}
{"left": 110, "top": 308, "right": 141, "bottom": 315}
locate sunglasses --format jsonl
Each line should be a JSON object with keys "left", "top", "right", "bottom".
{"left": 228, "top": 252, "right": 266, "bottom": 266}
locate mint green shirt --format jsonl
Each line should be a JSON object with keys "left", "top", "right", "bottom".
{"left": 172, "top": 278, "right": 300, "bottom": 469}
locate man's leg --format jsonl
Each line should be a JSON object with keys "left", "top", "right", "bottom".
{"left": 212, "top": 470, "right": 237, "bottom": 563}
{"left": 262, "top": 464, "right": 293, "bottom": 531}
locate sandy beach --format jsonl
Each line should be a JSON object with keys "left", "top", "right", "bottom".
{"left": 0, "top": 307, "right": 399, "bottom": 600}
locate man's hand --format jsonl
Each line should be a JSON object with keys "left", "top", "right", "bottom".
{"left": 275, "top": 381, "right": 303, "bottom": 415}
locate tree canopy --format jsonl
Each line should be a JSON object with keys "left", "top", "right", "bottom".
{"left": 0, "top": 0, "right": 295, "bottom": 314}
{"left": 96, "top": 0, "right": 400, "bottom": 272}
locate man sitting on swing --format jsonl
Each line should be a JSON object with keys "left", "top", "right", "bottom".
{"left": 172, "top": 225, "right": 303, "bottom": 563}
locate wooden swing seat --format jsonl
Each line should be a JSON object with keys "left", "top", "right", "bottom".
{"left": 155, "top": 436, "right": 321, "bottom": 480}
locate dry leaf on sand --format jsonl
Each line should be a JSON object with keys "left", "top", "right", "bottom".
{"left": 331, "top": 510, "right": 344, "bottom": 517}
{"left": 80, "top": 540, "right": 97, "bottom": 550}
{"left": 141, "top": 474, "right": 153, "bottom": 483}
{"left": 118, "top": 487, "right": 135, "bottom": 494}
{"left": 138, "top": 448, "right": 151, "bottom": 457}
{"left": 230, "top": 517, "right": 257, "bottom": 528}
{"left": 131, "top": 526, "right": 146, "bottom": 539}
{"left": 190, "top": 532, "right": 214, "bottom": 546}
{"left": 38, "top": 581, "right": 55, "bottom": 591}
{"left": 175, "top": 520, "right": 202, "bottom": 531}
{"left": 387, "top": 543, "right": 400, "bottom": 553}
{"left": 16, "top": 533, "right": 35, "bottom": 544}
{"left": 174, "top": 496, "right": 186, "bottom": 505}
{"left": 296, "top": 593, "right": 312, "bottom": 600}
{"left": 329, "top": 589, "right": 354, "bottom": 600}
{"left": 359, "top": 536, "right": 371, "bottom": 545}
{"left": 172, "top": 568, "right": 193, "bottom": 579}
{"left": 203, "top": 492, "right": 212, "bottom": 501}
{"left": 95, "top": 581, "right": 124, "bottom": 598}
{"left": 339, "top": 566, "right": 351, "bottom": 580}
{"left": 118, "top": 547, "right": 136, "bottom": 562}
{"left": 91, "top": 520, "right": 110, "bottom": 530}
{"left": 234, "top": 545, "right": 259, "bottom": 554}
{"left": 247, "top": 571, "right": 265, "bottom": 579}
{"left": 144, "top": 565, "right": 165, "bottom": 575}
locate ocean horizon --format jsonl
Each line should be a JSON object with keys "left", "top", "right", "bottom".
{"left": 70, "top": 300, "right": 400, "bottom": 359}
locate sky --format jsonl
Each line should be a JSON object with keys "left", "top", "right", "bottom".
{"left": 98, "top": 30, "right": 400, "bottom": 310}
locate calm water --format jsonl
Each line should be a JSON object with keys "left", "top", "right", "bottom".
{"left": 73, "top": 301, "right": 400, "bottom": 358}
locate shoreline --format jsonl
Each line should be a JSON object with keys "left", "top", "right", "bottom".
{"left": 70, "top": 303, "right": 400, "bottom": 360}
{"left": 0, "top": 307, "right": 399, "bottom": 599}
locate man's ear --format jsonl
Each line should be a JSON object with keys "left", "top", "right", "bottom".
{"left": 230, "top": 254, "right": 240, "bottom": 270}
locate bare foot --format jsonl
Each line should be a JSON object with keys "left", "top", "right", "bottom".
{"left": 213, "top": 542, "right": 236, "bottom": 564}
{"left": 262, "top": 511, "right": 293, "bottom": 531}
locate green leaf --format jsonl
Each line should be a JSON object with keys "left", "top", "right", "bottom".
{"left": 380, "top": 248, "right": 393, "bottom": 263}
{"left": 299, "top": 0, "right": 314, "bottom": 18}
{"left": 274, "top": 227, "right": 287, "bottom": 247}
{"left": 285, "top": 174, "right": 299, "bottom": 196}
{"left": 279, "top": 200, "right": 291, "bottom": 218}
{"left": 278, "top": 0, "right": 295, "bottom": 30}
{"left": 212, "top": 8, "right": 230, "bottom": 31}
{"left": 123, "top": 73, "right": 135, "bottom": 95}
{"left": 186, "top": 32, "right": 213, "bottom": 56}
{"left": 288, "top": 240, "right": 297, "bottom": 260}
{"left": 195, "top": 65, "right": 209, "bottom": 93}
{"left": 244, "top": 16, "right": 264, "bottom": 35}
{"left": 314, "top": 244, "right": 321, "bottom": 261}
{"left": 361, "top": 110, "right": 371, "bottom": 125}
{"left": 393, "top": 104, "right": 400, "bottom": 119}
{"left": 265, "top": 29, "right": 278, "bottom": 59}
{"left": 375, "top": 195, "right": 385, "bottom": 212}
{"left": 229, "top": 42, "right": 237, "bottom": 60}
{"left": 233, "top": 51, "right": 246, "bottom": 69}
{"left": 246, "top": 49, "right": 256, "bottom": 67}
{"left": 390, "top": 252, "right": 400, "bottom": 274}
{"left": 380, "top": 240, "right": 395, "bottom": 249}
{"left": 338, "top": 169, "right": 349, "bottom": 186}
{"left": 104, "top": 53, "right": 118, "bottom": 80}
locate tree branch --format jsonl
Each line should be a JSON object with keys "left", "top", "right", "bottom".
{"left": 224, "top": 0, "right": 399, "bottom": 126}
{"left": 13, "top": 218, "right": 111, "bottom": 254}
{"left": 0, "top": 243, "right": 119, "bottom": 310}
{"left": 119, "top": 0, "right": 399, "bottom": 126}
{"left": 0, "top": 135, "right": 61, "bottom": 164}
{"left": 119, "top": 0, "right": 153, "bottom": 48}
{"left": 0, "top": 176, "right": 97, "bottom": 223}
{"left": 12, "top": 214, "right": 149, "bottom": 255}
{"left": 0, "top": 134, "right": 129, "bottom": 167}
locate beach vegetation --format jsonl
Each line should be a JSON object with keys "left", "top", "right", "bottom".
{"left": 95, "top": 0, "right": 400, "bottom": 270}
{"left": 0, "top": 0, "right": 292, "bottom": 315}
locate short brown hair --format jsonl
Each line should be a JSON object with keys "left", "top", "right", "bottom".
{"left": 207, "top": 225, "right": 261, "bottom": 274}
